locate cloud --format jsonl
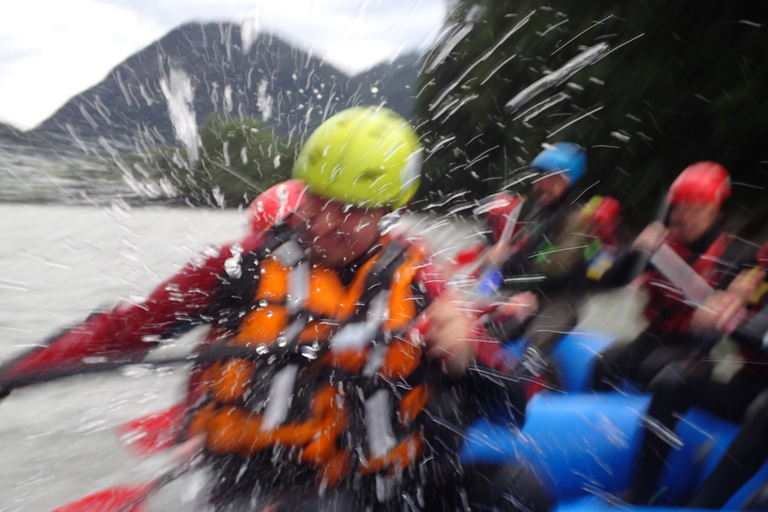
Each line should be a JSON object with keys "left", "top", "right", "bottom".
{"left": 0, "top": 0, "right": 168, "bottom": 129}
{"left": 0, "top": 0, "right": 445, "bottom": 130}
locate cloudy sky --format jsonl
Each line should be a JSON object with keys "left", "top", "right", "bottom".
{"left": 0, "top": 0, "right": 447, "bottom": 130}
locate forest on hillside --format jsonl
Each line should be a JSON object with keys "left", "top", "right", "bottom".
{"left": 412, "top": 0, "right": 768, "bottom": 234}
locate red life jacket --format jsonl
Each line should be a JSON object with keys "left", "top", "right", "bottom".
{"left": 643, "top": 232, "right": 733, "bottom": 336}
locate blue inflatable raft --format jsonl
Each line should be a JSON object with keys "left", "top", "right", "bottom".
{"left": 462, "top": 329, "right": 768, "bottom": 510}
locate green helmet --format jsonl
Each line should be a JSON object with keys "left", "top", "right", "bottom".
{"left": 292, "top": 106, "right": 422, "bottom": 209}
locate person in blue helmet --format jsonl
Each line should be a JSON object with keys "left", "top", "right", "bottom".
{"left": 482, "top": 143, "right": 623, "bottom": 355}
{"left": 459, "top": 143, "right": 627, "bottom": 397}
{"left": 488, "top": 142, "right": 589, "bottom": 284}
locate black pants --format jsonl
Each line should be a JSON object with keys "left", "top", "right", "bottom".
{"left": 624, "top": 359, "right": 768, "bottom": 507}
{"left": 687, "top": 389, "right": 768, "bottom": 508}
{"left": 225, "top": 463, "right": 552, "bottom": 512}
{"left": 590, "top": 330, "right": 694, "bottom": 392}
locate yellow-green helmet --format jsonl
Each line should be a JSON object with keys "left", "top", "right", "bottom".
{"left": 292, "top": 106, "right": 422, "bottom": 209}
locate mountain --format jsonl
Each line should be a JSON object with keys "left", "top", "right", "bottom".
{"left": 353, "top": 53, "right": 422, "bottom": 120}
{"left": 0, "top": 121, "right": 23, "bottom": 146}
{"left": 28, "top": 22, "right": 420, "bottom": 153}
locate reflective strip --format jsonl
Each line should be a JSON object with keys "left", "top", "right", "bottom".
{"left": 364, "top": 389, "right": 396, "bottom": 459}
{"left": 280, "top": 317, "right": 307, "bottom": 346}
{"left": 274, "top": 239, "right": 305, "bottom": 267}
{"left": 363, "top": 343, "right": 388, "bottom": 377}
{"left": 330, "top": 291, "right": 390, "bottom": 352}
{"left": 287, "top": 260, "right": 309, "bottom": 315}
{"left": 260, "top": 364, "right": 299, "bottom": 431}
{"left": 650, "top": 243, "right": 714, "bottom": 306}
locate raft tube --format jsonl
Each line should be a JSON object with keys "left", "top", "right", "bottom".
{"left": 462, "top": 328, "right": 768, "bottom": 509}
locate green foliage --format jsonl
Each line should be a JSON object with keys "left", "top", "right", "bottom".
{"left": 414, "top": 0, "right": 768, "bottom": 229}
{"left": 121, "top": 113, "right": 295, "bottom": 207}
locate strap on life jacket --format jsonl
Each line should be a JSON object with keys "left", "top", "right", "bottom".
{"left": 643, "top": 233, "right": 733, "bottom": 334}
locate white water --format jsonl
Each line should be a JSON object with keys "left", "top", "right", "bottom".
{"left": 0, "top": 203, "right": 247, "bottom": 511}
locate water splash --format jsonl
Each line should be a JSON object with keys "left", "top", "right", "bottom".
{"left": 257, "top": 79, "right": 273, "bottom": 122}
{"left": 241, "top": 8, "right": 262, "bottom": 54}
{"left": 505, "top": 42, "right": 611, "bottom": 115}
{"left": 160, "top": 66, "right": 199, "bottom": 166}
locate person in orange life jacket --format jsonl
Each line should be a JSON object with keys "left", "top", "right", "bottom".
{"left": 621, "top": 252, "right": 768, "bottom": 507}
{"left": 196, "top": 108, "right": 548, "bottom": 512}
{"left": 0, "top": 107, "right": 549, "bottom": 512}
{"left": 591, "top": 161, "right": 757, "bottom": 392}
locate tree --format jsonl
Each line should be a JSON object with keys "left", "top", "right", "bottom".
{"left": 120, "top": 113, "right": 295, "bottom": 207}
{"left": 414, "top": 0, "right": 768, "bottom": 230}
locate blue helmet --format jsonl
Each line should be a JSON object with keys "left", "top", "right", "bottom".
{"left": 530, "top": 143, "right": 586, "bottom": 185}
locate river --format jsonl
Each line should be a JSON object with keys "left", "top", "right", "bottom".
{"left": 0, "top": 203, "right": 253, "bottom": 511}
{"left": 0, "top": 202, "right": 644, "bottom": 511}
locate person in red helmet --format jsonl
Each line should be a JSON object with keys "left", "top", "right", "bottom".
{"left": 621, "top": 244, "right": 768, "bottom": 507}
{"left": 591, "top": 161, "right": 757, "bottom": 392}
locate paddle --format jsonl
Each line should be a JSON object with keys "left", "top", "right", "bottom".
{"left": 116, "top": 403, "right": 186, "bottom": 456}
{"left": 472, "top": 197, "right": 524, "bottom": 295}
{"left": 51, "top": 482, "right": 154, "bottom": 512}
{"left": 648, "top": 242, "right": 768, "bottom": 350}
{"left": 50, "top": 435, "right": 203, "bottom": 512}
{"left": 0, "top": 341, "right": 334, "bottom": 390}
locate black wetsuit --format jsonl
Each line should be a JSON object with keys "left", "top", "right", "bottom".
{"left": 591, "top": 227, "right": 755, "bottom": 392}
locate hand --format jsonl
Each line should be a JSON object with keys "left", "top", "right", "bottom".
{"left": 494, "top": 292, "right": 539, "bottom": 325}
{"left": 631, "top": 221, "right": 668, "bottom": 254}
{"left": 726, "top": 267, "right": 766, "bottom": 303}
{"left": 689, "top": 290, "right": 746, "bottom": 339}
{"left": 483, "top": 239, "right": 513, "bottom": 267}
{"left": 422, "top": 294, "right": 474, "bottom": 378}
{"left": 170, "top": 433, "right": 206, "bottom": 466}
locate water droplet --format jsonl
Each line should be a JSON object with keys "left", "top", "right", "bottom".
{"left": 301, "top": 345, "right": 319, "bottom": 360}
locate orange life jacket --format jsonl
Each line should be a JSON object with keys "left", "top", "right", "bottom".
{"left": 188, "top": 232, "right": 432, "bottom": 487}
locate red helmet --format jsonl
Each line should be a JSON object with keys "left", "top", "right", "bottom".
{"left": 248, "top": 179, "right": 307, "bottom": 234}
{"left": 668, "top": 161, "right": 731, "bottom": 208}
{"left": 474, "top": 192, "right": 524, "bottom": 241}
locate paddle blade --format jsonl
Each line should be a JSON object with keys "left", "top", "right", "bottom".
{"left": 116, "top": 403, "right": 186, "bottom": 456}
{"left": 51, "top": 483, "right": 152, "bottom": 512}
